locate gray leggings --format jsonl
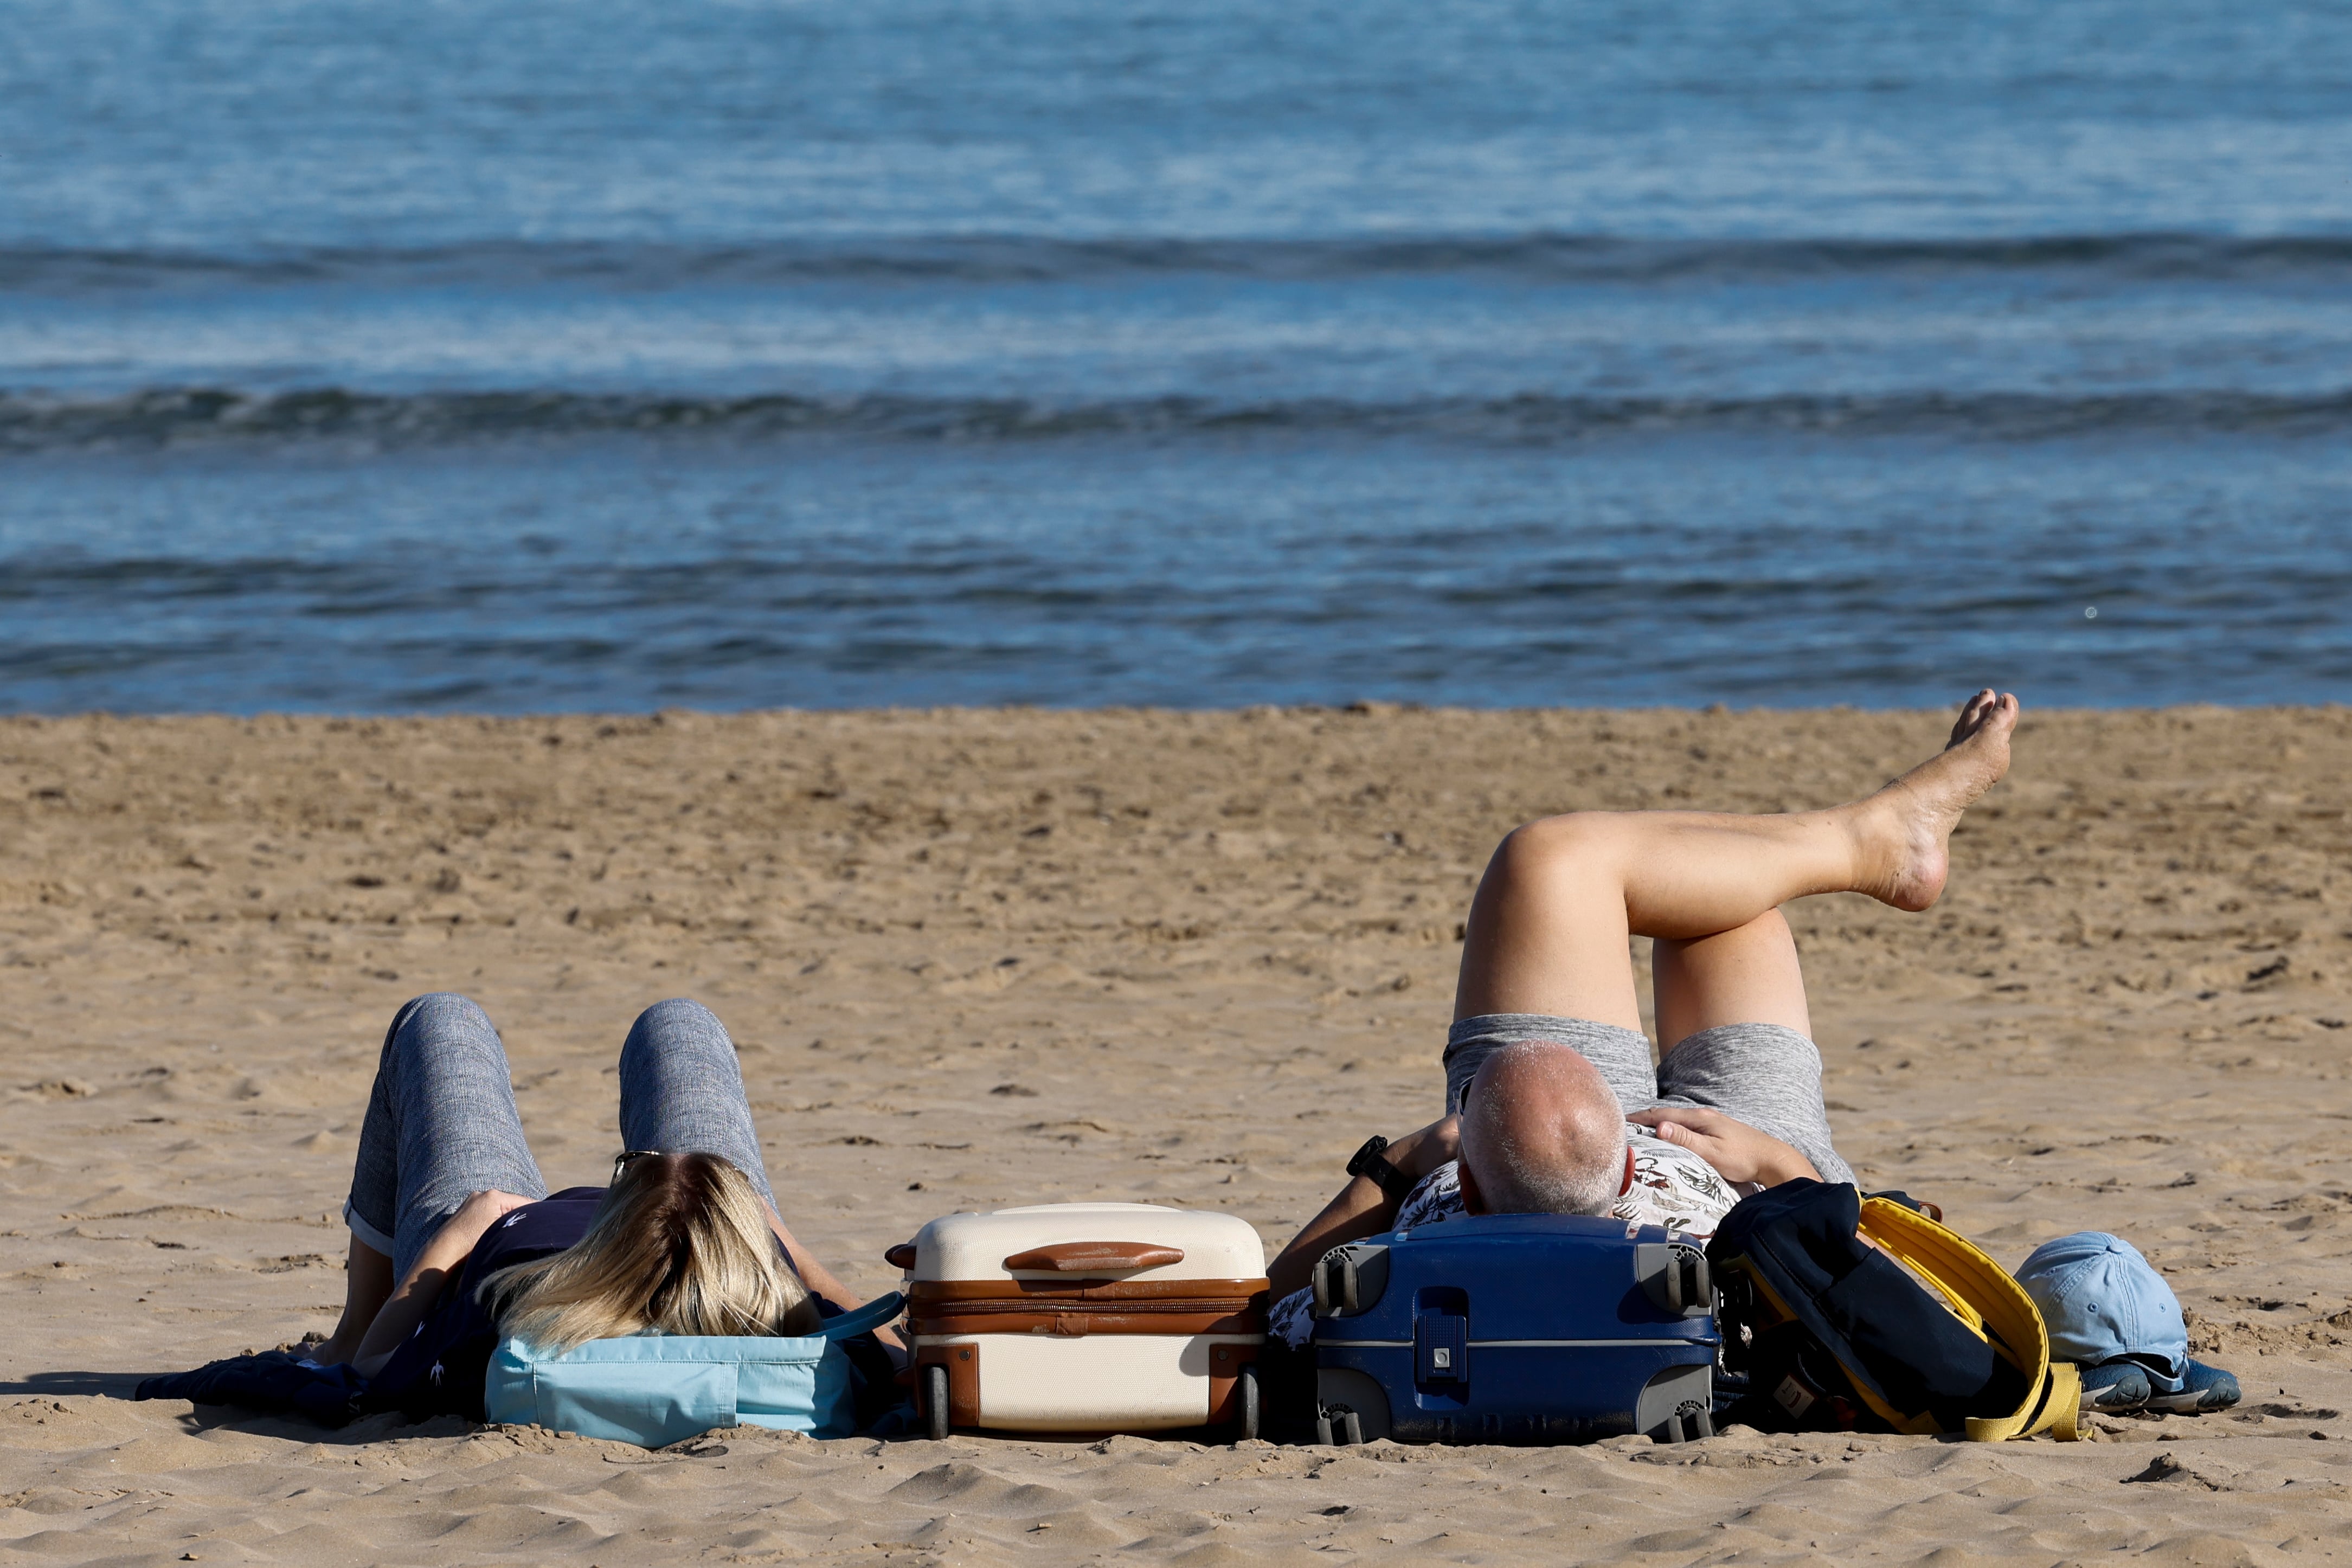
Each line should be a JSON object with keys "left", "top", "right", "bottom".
{"left": 345, "top": 993, "right": 777, "bottom": 1281}
{"left": 1444, "top": 1013, "right": 1854, "bottom": 1187}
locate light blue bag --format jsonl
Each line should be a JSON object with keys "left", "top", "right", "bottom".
{"left": 483, "top": 1292, "right": 904, "bottom": 1448}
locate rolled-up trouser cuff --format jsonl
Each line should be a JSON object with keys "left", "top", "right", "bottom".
{"left": 343, "top": 1199, "right": 396, "bottom": 1258}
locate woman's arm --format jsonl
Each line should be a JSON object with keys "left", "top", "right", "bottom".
{"left": 1265, "top": 1116, "right": 1460, "bottom": 1301}
{"left": 346, "top": 1189, "right": 535, "bottom": 1378}
{"left": 767, "top": 1209, "right": 907, "bottom": 1360}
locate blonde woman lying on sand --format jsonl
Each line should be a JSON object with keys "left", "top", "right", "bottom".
{"left": 1267, "top": 689, "right": 2238, "bottom": 1416}
{"left": 283, "top": 995, "right": 899, "bottom": 1416}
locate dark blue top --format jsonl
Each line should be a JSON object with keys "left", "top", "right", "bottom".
{"left": 365, "top": 1186, "right": 603, "bottom": 1419}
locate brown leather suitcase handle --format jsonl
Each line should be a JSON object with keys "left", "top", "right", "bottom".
{"left": 884, "top": 1242, "right": 918, "bottom": 1270}
{"left": 1001, "top": 1242, "right": 1185, "bottom": 1273}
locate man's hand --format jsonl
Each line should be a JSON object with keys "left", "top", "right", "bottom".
{"left": 1626, "top": 1106, "right": 1818, "bottom": 1187}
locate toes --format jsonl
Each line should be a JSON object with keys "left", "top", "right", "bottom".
{"left": 1947, "top": 688, "right": 2014, "bottom": 746}
{"left": 1947, "top": 689, "right": 1994, "bottom": 747}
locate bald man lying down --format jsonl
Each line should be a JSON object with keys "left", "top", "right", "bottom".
{"left": 1264, "top": 690, "right": 2021, "bottom": 1347}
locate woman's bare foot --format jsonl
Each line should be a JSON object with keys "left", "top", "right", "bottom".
{"left": 1852, "top": 689, "right": 2019, "bottom": 911}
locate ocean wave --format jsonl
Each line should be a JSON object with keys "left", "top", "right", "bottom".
{"left": 7, "top": 232, "right": 2352, "bottom": 292}
{"left": 4, "top": 385, "right": 2352, "bottom": 452}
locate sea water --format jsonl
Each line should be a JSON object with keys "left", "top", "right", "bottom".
{"left": 3, "top": 0, "right": 2350, "bottom": 711}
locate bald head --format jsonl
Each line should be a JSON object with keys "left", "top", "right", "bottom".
{"left": 1457, "top": 1042, "right": 1625, "bottom": 1216}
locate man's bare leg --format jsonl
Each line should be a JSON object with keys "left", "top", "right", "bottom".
{"left": 1269, "top": 691, "right": 2014, "bottom": 1300}
{"left": 1653, "top": 908, "right": 1812, "bottom": 1050}
{"left": 1453, "top": 690, "right": 2018, "bottom": 1030}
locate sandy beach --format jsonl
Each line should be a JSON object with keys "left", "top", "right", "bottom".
{"left": 4, "top": 703, "right": 2351, "bottom": 1565}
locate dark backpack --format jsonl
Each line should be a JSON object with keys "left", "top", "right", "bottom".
{"left": 1706, "top": 1180, "right": 2078, "bottom": 1442}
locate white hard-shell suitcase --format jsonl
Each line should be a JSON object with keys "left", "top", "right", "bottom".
{"left": 887, "top": 1201, "right": 1269, "bottom": 1439}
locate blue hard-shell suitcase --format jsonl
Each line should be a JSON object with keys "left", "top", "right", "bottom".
{"left": 1309, "top": 1213, "right": 1719, "bottom": 1445}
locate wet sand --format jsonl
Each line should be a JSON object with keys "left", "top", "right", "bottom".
{"left": 4, "top": 705, "right": 2350, "bottom": 1565}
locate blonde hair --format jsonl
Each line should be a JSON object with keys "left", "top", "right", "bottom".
{"left": 481, "top": 1151, "right": 820, "bottom": 1353}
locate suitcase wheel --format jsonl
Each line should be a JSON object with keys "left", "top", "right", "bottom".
{"left": 1656, "top": 1402, "right": 1715, "bottom": 1444}
{"left": 1314, "top": 1406, "right": 1365, "bottom": 1445}
{"left": 921, "top": 1364, "right": 950, "bottom": 1441}
{"left": 1236, "top": 1364, "right": 1260, "bottom": 1442}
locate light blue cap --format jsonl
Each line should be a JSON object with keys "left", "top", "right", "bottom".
{"left": 2014, "top": 1231, "right": 2188, "bottom": 1389}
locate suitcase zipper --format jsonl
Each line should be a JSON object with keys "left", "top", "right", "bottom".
{"left": 909, "top": 1294, "right": 1267, "bottom": 1339}
{"left": 916, "top": 1295, "right": 1261, "bottom": 1319}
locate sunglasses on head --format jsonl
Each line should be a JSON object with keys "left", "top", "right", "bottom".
{"left": 612, "top": 1149, "right": 663, "bottom": 1183}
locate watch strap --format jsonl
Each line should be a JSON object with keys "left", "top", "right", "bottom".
{"left": 1347, "top": 1134, "right": 1416, "bottom": 1202}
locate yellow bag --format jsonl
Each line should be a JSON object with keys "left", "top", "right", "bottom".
{"left": 1854, "top": 1197, "right": 2078, "bottom": 1441}
{"left": 1709, "top": 1184, "right": 2078, "bottom": 1442}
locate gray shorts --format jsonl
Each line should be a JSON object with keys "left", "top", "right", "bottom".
{"left": 1443, "top": 1013, "right": 1853, "bottom": 1187}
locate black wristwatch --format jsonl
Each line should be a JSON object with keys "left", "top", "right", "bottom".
{"left": 1347, "top": 1134, "right": 1417, "bottom": 1202}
